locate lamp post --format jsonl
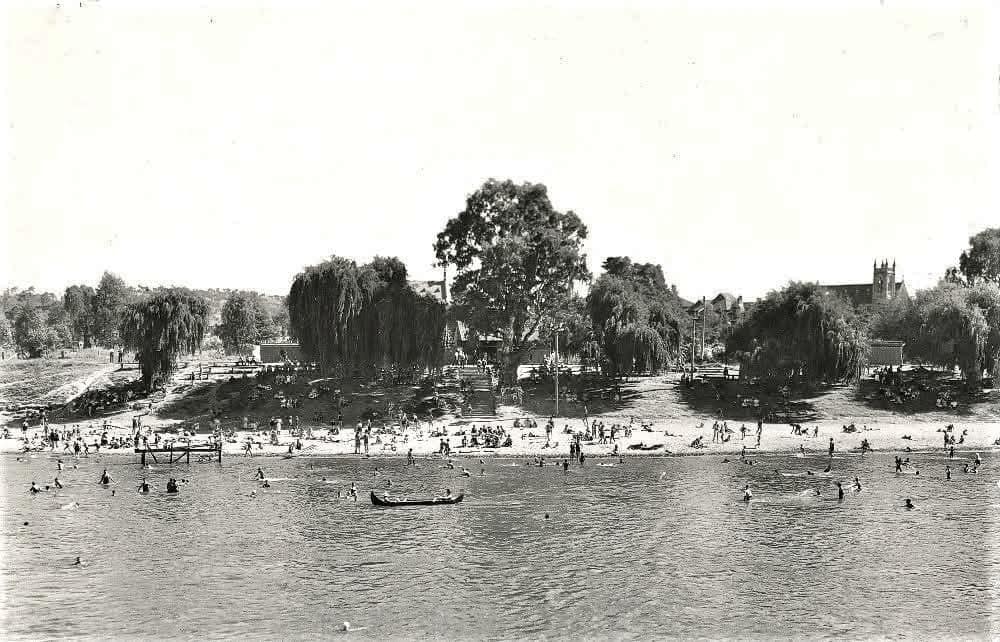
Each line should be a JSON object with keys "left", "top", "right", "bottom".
{"left": 554, "top": 325, "right": 566, "bottom": 417}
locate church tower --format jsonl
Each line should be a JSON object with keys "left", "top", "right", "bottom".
{"left": 872, "top": 260, "right": 896, "bottom": 303}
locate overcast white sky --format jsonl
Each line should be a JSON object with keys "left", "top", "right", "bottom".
{"left": 3, "top": 0, "right": 998, "bottom": 302}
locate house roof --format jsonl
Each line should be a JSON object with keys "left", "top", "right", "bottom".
{"left": 688, "top": 292, "right": 745, "bottom": 313}
{"left": 821, "top": 282, "right": 907, "bottom": 307}
{"left": 408, "top": 280, "right": 446, "bottom": 302}
{"left": 713, "top": 292, "right": 737, "bottom": 308}
{"left": 821, "top": 284, "right": 873, "bottom": 306}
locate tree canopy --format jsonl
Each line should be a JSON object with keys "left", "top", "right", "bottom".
{"left": 728, "top": 282, "right": 868, "bottom": 382}
{"left": 0, "top": 314, "right": 12, "bottom": 349}
{"left": 950, "top": 227, "right": 1000, "bottom": 287}
{"left": 119, "top": 290, "right": 210, "bottom": 389}
{"left": 217, "top": 292, "right": 278, "bottom": 356}
{"left": 13, "top": 306, "right": 59, "bottom": 358}
{"left": 91, "top": 272, "right": 132, "bottom": 347}
{"left": 287, "top": 256, "right": 446, "bottom": 375}
{"left": 586, "top": 257, "right": 685, "bottom": 376}
{"left": 434, "top": 179, "right": 590, "bottom": 382}
{"left": 873, "top": 281, "right": 1000, "bottom": 384}
{"left": 63, "top": 285, "right": 96, "bottom": 347}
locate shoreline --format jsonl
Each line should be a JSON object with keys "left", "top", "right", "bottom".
{"left": 4, "top": 415, "right": 999, "bottom": 459}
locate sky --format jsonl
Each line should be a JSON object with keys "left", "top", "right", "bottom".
{"left": 3, "top": 0, "right": 998, "bottom": 302}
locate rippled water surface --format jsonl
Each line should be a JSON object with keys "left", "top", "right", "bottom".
{"left": 2, "top": 450, "right": 999, "bottom": 640}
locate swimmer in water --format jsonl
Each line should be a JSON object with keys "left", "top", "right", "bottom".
{"left": 98, "top": 469, "right": 113, "bottom": 485}
{"left": 974, "top": 452, "right": 982, "bottom": 466}
{"left": 29, "top": 481, "right": 41, "bottom": 494}
{"left": 904, "top": 498, "right": 915, "bottom": 510}
{"left": 262, "top": 479, "right": 271, "bottom": 488}
{"left": 57, "top": 459, "right": 64, "bottom": 471}
{"left": 946, "top": 465, "right": 951, "bottom": 480}
{"left": 837, "top": 481, "right": 844, "bottom": 501}
{"left": 460, "top": 468, "right": 471, "bottom": 477}
{"left": 853, "top": 477, "right": 862, "bottom": 491}
{"left": 254, "top": 467, "right": 264, "bottom": 480}
{"left": 73, "top": 556, "right": 82, "bottom": 566}
{"left": 54, "top": 477, "right": 63, "bottom": 489}
{"left": 743, "top": 484, "right": 753, "bottom": 502}
{"left": 137, "top": 479, "right": 150, "bottom": 493}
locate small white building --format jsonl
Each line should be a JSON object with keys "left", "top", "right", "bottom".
{"left": 254, "top": 342, "right": 303, "bottom": 363}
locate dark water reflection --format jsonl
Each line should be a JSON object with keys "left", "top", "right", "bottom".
{"left": 2, "top": 451, "right": 998, "bottom": 640}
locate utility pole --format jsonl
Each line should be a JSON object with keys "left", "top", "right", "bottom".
{"left": 554, "top": 328, "right": 560, "bottom": 417}
{"left": 690, "top": 314, "right": 697, "bottom": 373}
{"left": 701, "top": 296, "right": 707, "bottom": 362}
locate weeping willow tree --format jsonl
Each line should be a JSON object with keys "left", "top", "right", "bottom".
{"left": 727, "top": 282, "right": 868, "bottom": 383}
{"left": 287, "top": 256, "right": 446, "bottom": 376}
{"left": 882, "top": 281, "right": 1000, "bottom": 386}
{"left": 585, "top": 259, "right": 683, "bottom": 377}
{"left": 119, "top": 290, "right": 209, "bottom": 389}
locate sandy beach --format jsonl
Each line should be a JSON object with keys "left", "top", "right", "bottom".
{"left": 5, "top": 404, "right": 999, "bottom": 460}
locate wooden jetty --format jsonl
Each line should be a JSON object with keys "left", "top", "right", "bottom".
{"left": 135, "top": 443, "right": 222, "bottom": 464}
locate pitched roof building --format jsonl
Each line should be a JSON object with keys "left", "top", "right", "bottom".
{"left": 820, "top": 260, "right": 908, "bottom": 309}
{"left": 408, "top": 279, "right": 447, "bottom": 303}
{"left": 688, "top": 293, "right": 755, "bottom": 322}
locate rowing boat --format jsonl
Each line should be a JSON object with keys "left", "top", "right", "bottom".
{"left": 370, "top": 491, "right": 464, "bottom": 507}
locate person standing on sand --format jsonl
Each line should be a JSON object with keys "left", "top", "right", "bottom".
{"left": 828, "top": 437, "right": 834, "bottom": 457}
{"left": 407, "top": 449, "right": 415, "bottom": 466}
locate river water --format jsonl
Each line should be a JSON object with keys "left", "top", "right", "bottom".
{"left": 2, "top": 450, "right": 998, "bottom": 640}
